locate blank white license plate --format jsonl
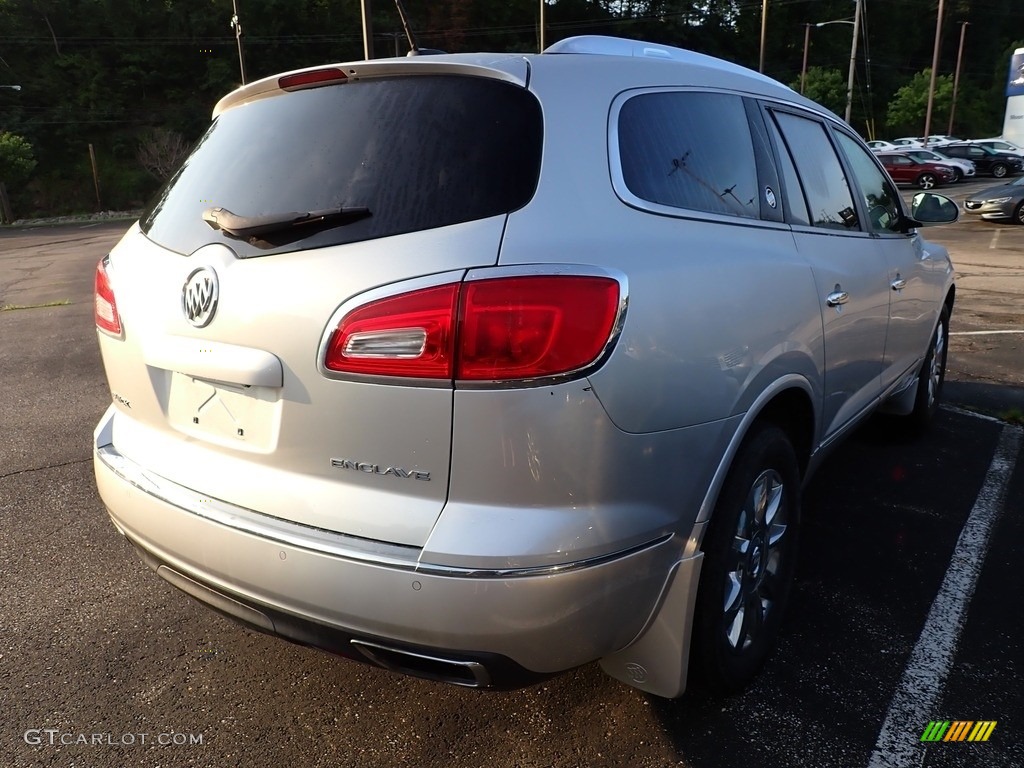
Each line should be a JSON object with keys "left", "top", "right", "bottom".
{"left": 167, "top": 372, "right": 280, "bottom": 452}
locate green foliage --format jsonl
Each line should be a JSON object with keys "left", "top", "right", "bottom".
{"left": 0, "top": 132, "right": 37, "bottom": 186}
{"left": 886, "top": 70, "right": 954, "bottom": 136}
{"left": 792, "top": 67, "right": 847, "bottom": 117}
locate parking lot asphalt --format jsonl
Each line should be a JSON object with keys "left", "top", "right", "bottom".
{"left": 1, "top": 213, "right": 1022, "bottom": 768}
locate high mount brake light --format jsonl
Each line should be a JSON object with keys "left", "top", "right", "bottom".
{"left": 324, "top": 275, "right": 621, "bottom": 382}
{"left": 278, "top": 68, "right": 348, "bottom": 91}
{"left": 94, "top": 257, "right": 122, "bottom": 337}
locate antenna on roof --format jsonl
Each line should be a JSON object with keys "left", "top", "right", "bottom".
{"left": 393, "top": 0, "right": 445, "bottom": 56}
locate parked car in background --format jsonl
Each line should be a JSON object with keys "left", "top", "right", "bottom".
{"left": 920, "top": 135, "right": 960, "bottom": 146}
{"left": 876, "top": 151, "right": 957, "bottom": 188}
{"left": 940, "top": 143, "right": 1023, "bottom": 178}
{"left": 902, "top": 148, "right": 975, "bottom": 182}
{"left": 891, "top": 137, "right": 925, "bottom": 148}
{"left": 964, "top": 176, "right": 1024, "bottom": 223}
{"left": 867, "top": 140, "right": 898, "bottom": 151}
{"left": 92, "top": 35, "right": 959, "bottom": 701}
{"left": 965, "top": 138, "right": 1024, "bottom": 158}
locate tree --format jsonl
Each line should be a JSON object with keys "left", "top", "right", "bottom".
{"left": 137, "top": 128, "right": 191, "bottom": 181}
{"left": 886, "top": 70, "right": 953, "bottom": 137}
{"left": 793, "top": 67, "right": 847, "bottom": 117}
{"left": 0, "top": 132, "right": 37, "bottom": 187}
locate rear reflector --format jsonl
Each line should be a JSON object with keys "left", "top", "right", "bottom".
{"left": 278, "top": 67, "right": 348, "bottom": 91}
{"left": 94, "top": 257, "right": 122, "bottom": 337}
{"left": 324, "top": 275, "right": 621, "bottom": 382}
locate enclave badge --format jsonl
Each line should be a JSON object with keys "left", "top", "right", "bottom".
{"left": 182, "top": 266, "right": 219, "bottom": 327}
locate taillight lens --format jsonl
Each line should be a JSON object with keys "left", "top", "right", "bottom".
{"left": 94, "top": 257, "right": 122, "bottom": 337}
{"left": 324, "top": 275, "right": 621, "bottom": 382}
{"left": 325, "top": 284, "right": 459, "bottom": 378}
{"left": 457, "top": 276, "right": 619, "bottom": 380}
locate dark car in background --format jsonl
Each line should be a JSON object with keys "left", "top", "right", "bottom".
{"left": 964, "top": 176, "right": 1024, "bottom": 223}
{"left": 876, "top": 151, "right": 957, "bottom": 189}
{"left": 940, "top": 143, "right": 1023, "bottom": 178}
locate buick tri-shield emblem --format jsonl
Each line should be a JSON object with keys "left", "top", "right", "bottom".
{"left": 182, "top": 266, "right": 219, "bottom": 327}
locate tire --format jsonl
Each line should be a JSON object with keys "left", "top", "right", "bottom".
{"left": 917, "top": 173, "right": 938, "bottom": 189}
{"left": 907, "top": 306, "right": 950, "bottom": 429}
{"left": 950, "top": 168, "right": 962, "bottom": 183}
{"left": 690, "top": 423, "right": 801, "bottom": 695}
{"left": 1014, "top": 201, "right": 1024, "bottom": 225}
{"left": 992, "top": 163, "right": 1008, "bottom": 179}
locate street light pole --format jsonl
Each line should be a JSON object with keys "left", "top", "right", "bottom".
{"left": 948, "top": 21, "right": 969, "bottom": 136}
{"left": 813, "top": 17, "right": 856, "bottom": 117}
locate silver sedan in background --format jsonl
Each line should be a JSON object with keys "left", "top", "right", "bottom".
{"left": 964, "top": 176, "right": 1024, "bottom": 223}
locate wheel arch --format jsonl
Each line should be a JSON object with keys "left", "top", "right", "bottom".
{"left": 598, "top": 378, "right": 816, "bottom": 699}
{"left": 692, "top": 377, "right": 816, "bottom": 536}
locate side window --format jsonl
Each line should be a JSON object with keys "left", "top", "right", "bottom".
{"left": 835, "top": 132, "right": 903, "bottom": 234}
{"left": 763, "top": 113, "right": 810, "bottom": 225}
{"left": 771, "top": 110, "right": 860, "bottom": 231}
{"left": 617, "top": 92, "right": 760, "bottom": 219}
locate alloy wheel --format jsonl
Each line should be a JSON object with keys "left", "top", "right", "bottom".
{"left": 722, "top": 468, "right": 788, "bottom": 651}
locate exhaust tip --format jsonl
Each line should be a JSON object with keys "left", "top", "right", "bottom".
{"left": 351, "top": 639, "right": 492, "bottom": 688}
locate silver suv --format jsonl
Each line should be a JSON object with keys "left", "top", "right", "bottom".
{"left": 93, "top": 35, "right": 957, "bottom": 698}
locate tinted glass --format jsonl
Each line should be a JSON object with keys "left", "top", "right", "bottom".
{"left": 835, "top": 132, "right": 902, "bottom": 234}
{"left": 763, "top": 113, "right": 809, "bottom": 225}
{"left": 618, "top": 92, "right": 759, "bottom": 219}
{"left": 141, "top": 76, "right": 543, "bottom": 257}
{"left": 772, "top": 111, "right": 859, "bottom": 231}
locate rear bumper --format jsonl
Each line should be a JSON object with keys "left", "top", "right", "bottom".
{"left": 94, "top": 433, "right": 686, "bottom": 687}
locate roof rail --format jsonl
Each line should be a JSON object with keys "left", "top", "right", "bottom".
{"left": 543, "top": 35, "right": 788, "bottom": 90}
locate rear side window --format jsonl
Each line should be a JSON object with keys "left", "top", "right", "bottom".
{"left": 141, "top": 75, "right": 543, "bottom": 257}
{"left": 617, "top": 92, "right": 760, "bottom": 219}
{"left": 770, "top": 110, "right": 859, "bottom": 231}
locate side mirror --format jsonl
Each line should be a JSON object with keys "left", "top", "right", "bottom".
{"left": 909, "top": 192, "right": 959, "bottom": 226}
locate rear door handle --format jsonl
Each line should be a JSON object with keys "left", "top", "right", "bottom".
{"left": 891, "top": 276, "right": 907, "bottom": 292}
{"left": 826, "top": 290, "right": 849, "bottom": 307}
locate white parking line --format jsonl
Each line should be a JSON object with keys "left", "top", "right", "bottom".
{"left": 950, "top": 329, "right": 1024, "bottom": 336}
{"left": 990, "top": 229, "right": 1001, "bottom": 249}
{"left": 867, "top": 423, "right": 1022, "bottom": 768}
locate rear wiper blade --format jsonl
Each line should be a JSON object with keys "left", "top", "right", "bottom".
{"left": 202, "top": 206, "right": 371, "bottom": 240}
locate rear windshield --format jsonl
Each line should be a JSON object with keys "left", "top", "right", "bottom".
{"left": 141, "top": 74, "right": 543, "bottom": 257}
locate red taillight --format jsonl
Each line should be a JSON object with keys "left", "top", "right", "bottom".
{"left": 325, "top": 284, "right": 459, "bottom": 378}
{"left": 457, "top": 276, "right": 620, "bottom": 380}
{"left": 94, "top": 257, "right": 122, "bottom": 336}
{"left": 278, "top": 67, "right": 348, "bottom": 91}
{"left": 324, "top": 275, "right": 621, "bottom": 382}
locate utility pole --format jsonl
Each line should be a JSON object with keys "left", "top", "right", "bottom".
{"left": 922, "top": 0, "right": 945, "bottom": 147}
{"left": 361, "top": 0, "right": 374, "bottom": 60}
{"left": 231, "top": 0, "right": 247, "bottom": 84}
{"left": 800, "top": 23, "right": 811, "bottom": 94}
{"left": 845, "top": 0, "right": 861, "bottom": 124}
{"left": 539, "top": 0, "right": 546, "bottom": 53}
{"left": 759, "top": 0, "right": 768, "bottom": 73}
{"left": 948, "top": 21, "right": 969, "bottom": 136}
